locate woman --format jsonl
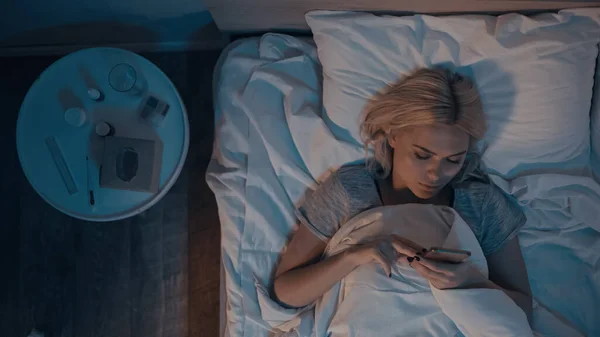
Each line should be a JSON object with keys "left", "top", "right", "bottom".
{"left": 272, "top": 68, "right": 532, "bottom": 320}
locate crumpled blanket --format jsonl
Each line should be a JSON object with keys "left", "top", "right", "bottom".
{"left": 257, "top": 204, "right": 584, "bottom": 337}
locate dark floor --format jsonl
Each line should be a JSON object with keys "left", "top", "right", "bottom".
{"left": 0, "top": 50, "right": 222, "bottom": 337}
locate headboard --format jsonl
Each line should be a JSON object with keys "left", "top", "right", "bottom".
{"left": 204, "top": 0, "right": 600, "bottom": 32}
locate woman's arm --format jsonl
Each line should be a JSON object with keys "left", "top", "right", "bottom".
{"left": 411, "top": 237, "right": 532, "bottom": 322}
{"left": 274, "top": 225, "right": 418, "bottom": 308}
{"left": 483, "top": 237, "right": 533, "bottom": 321}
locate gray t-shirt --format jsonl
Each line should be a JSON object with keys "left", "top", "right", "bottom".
{"left": 296, "top": 165, "right": 526, "bottom": 256}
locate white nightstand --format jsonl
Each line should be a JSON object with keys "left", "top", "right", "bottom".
{"left": 16, "top": 47, "right": 189, "bottom": 221}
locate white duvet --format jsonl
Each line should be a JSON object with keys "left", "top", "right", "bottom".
{"left": 259, "top": 205, "right": 586, "bottom": 337}
{"left": 206, "top": 34, "right": 600, "bottom": 337}
{"left": 319, "top": 205, "right": 527, "bottom": 337}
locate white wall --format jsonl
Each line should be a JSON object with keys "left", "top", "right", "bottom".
{"left": 0, "top": 0, "right": 223, "bottom": 53}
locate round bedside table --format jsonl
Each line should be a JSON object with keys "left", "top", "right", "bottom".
{"left": 16, "top": 48, "right": 189, "bottom": 221}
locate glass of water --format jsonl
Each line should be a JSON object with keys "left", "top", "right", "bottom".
{"left": 109, "top": 63, "right": 146, "bottom": 96}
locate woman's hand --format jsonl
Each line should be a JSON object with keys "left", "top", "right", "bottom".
{"left": 410, "top": 257, "right": 488, "bottom": 289}
{"left": 346, "top": 236, "right": 422, "bottom": 277}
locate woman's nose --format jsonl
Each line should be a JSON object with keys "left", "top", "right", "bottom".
{"left": 426, "top": 165, "right": 441, "bottom": 183}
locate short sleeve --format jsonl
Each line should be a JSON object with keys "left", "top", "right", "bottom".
{"left": 454, "top": 181, "right": 527, "bottom": 256}
{"left": 479, "top": 184, "right": 527, "bottom": 255}
{"left": 295, "top": 165, "right": 380, "bottom": 242}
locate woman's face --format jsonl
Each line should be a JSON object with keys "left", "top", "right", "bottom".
{"left": 388, "top": 124, "right": 469, "bottom": 199}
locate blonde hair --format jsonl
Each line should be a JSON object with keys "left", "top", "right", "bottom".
{"left": 360, "top": 67, "right": 488, "bottom": 183}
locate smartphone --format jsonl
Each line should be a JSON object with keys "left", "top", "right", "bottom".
{"left": 423, "top": 247, "right": 471, "bottom": 263}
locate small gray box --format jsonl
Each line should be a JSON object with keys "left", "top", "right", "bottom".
{"left": 100, "top": 136, "right": 162, "bottom": 193}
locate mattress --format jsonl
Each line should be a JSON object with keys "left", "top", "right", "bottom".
{"left": 207, "top": 34, "right": 600, "bottom": 337}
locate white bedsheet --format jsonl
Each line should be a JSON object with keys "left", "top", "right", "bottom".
{"left": 207, "top": 34, "right": 600, "bottom": 337}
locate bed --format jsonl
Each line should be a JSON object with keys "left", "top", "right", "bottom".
{"left": 206, "top": 4, "right": 600, "bottom": 337}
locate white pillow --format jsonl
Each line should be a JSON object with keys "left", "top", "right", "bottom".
{"left": 306, "top": 9, "right": 600, "bottom": 178}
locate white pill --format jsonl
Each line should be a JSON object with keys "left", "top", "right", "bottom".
{"left": 95, "top": 121, "right": 111, "bottom": 136}
{"left": 88, "top": 88, "right": 101, "bottom": 100}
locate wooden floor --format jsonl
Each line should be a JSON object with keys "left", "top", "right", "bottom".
{"left": 0, "top": 50, "right": 222, "bottom": 337}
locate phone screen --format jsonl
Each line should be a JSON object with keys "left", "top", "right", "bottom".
{"left": 424, "top": 247, "right": 471, "bottom": 263}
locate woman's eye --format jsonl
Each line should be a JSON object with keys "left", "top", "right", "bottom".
{"left": 414, "top": 153, "right": 430, "bottom": 160}
{"left": 447, "top": 158, "right": 461, "bottom": 165}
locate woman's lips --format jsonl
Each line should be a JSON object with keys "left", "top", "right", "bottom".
{"left": 419, "top": 182, "right": 439, "bottom": 190}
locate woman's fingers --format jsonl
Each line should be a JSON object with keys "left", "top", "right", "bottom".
{"left": 417, "top": 258, "right": 454, "bottom": 276}
{"left": 389, "top": 239, "right": 419, "bottom": 257}
{"left": 396, "top": 254, "right": 411, "bottom": 266}
{"left": 392, "top": 235, "right": 425, "bottom": 252}
{"left": 411, "top": 260, "right": 449, "bottom": 286}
